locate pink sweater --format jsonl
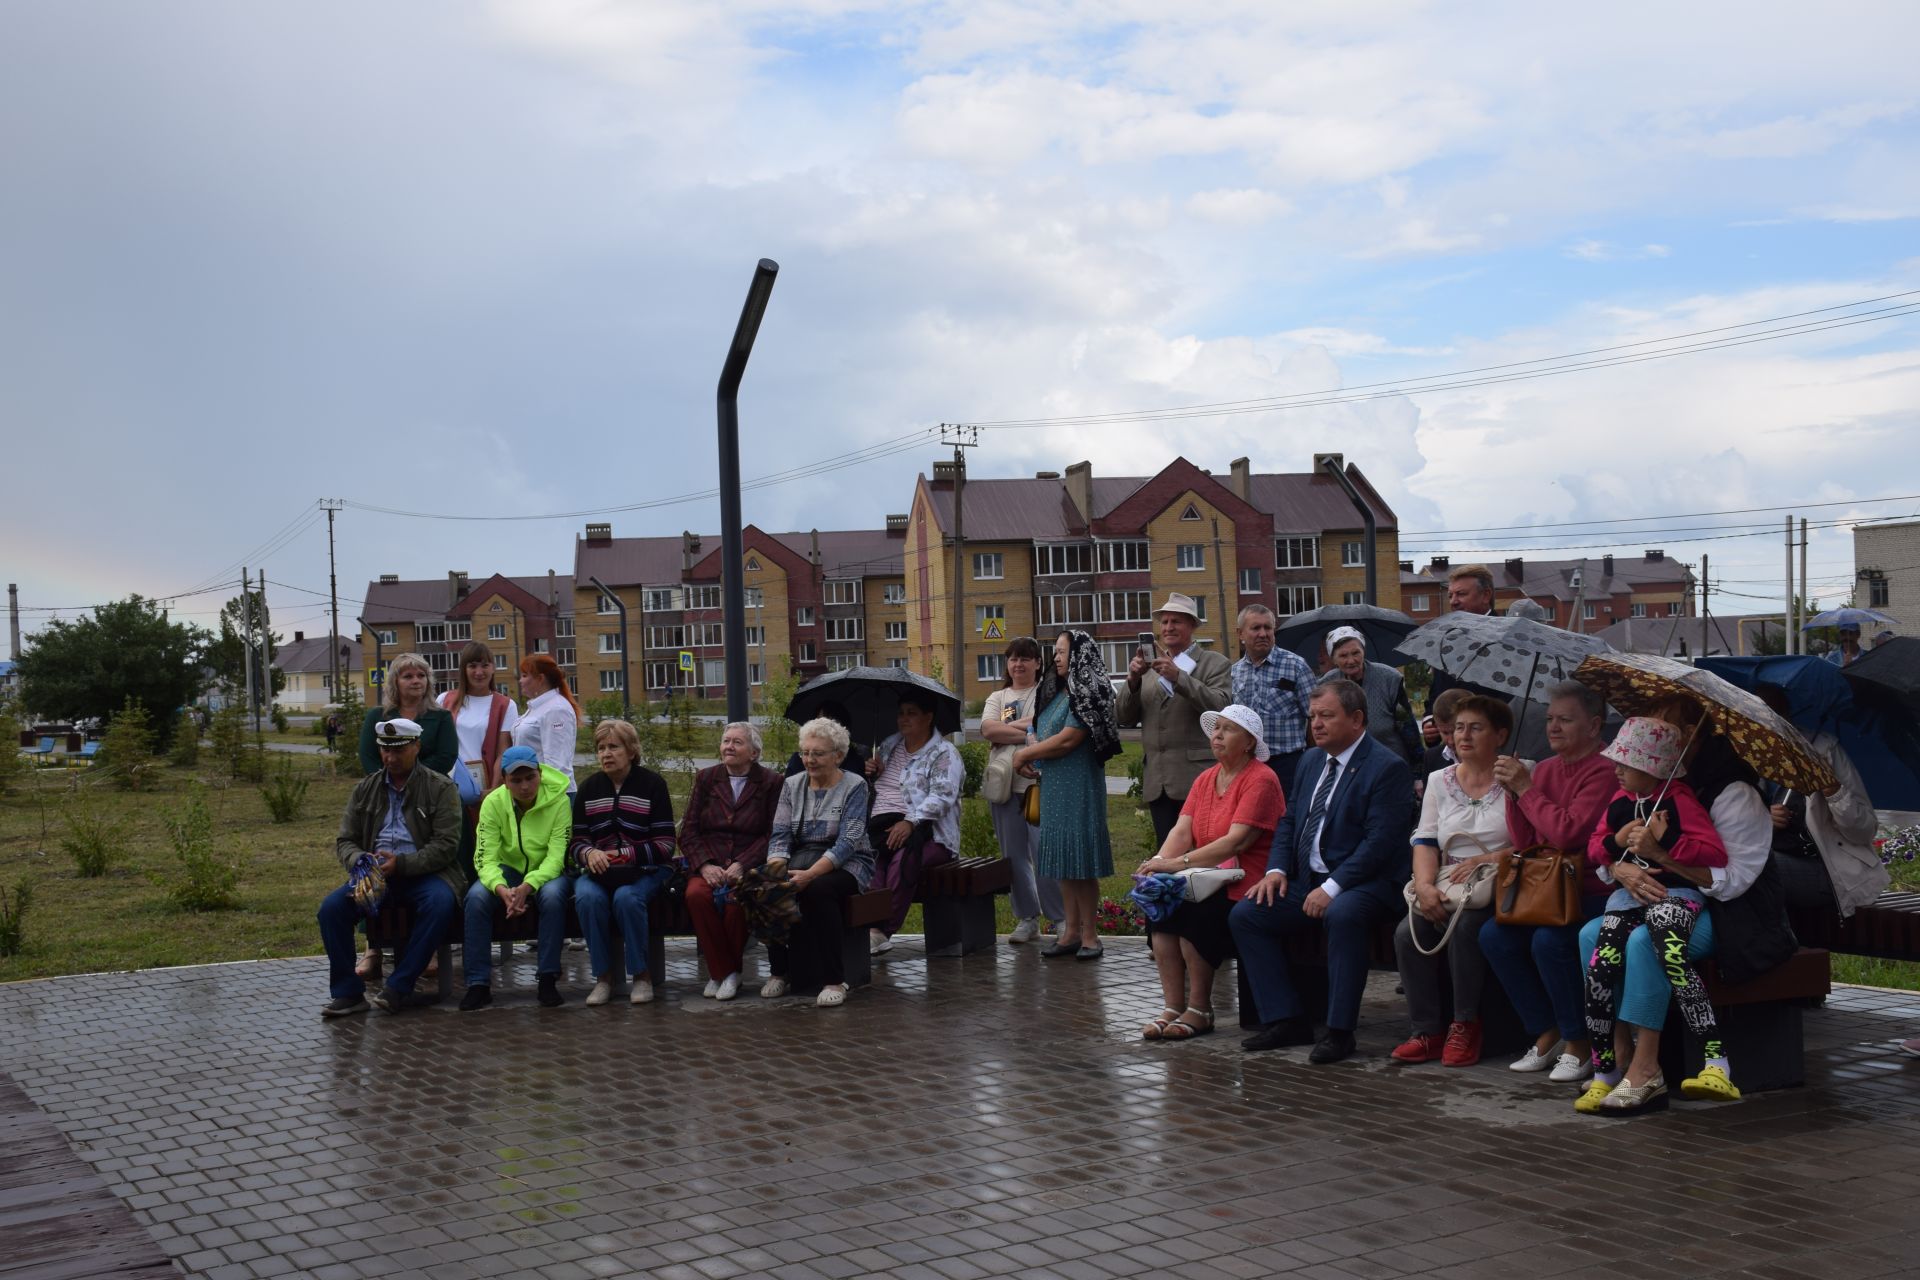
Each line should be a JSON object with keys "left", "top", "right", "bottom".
{"left": 1506, "top": 750, "right": 1615, "bottom": 897}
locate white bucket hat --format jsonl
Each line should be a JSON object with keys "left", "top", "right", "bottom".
{"left": 1200, "top": 704, "right": 1270, "bottom": 762}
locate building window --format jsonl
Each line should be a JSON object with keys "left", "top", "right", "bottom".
{"left": 448, "top": 622, "right": 472, "bottom": 642}
{"left": 887, "top": 657, "right": 910, "bottom": 669}
{"left": 1668, "top": 603, "right": 1682, "bottom": 617}
{"left": 824, "top": 580, "right": 861, "bottom": 605}
{"left": 1098, "top": 590, "right": 1154, "bottom": 623}
{"left": 744, "top": 626, "right": 765, "bottom": 647}
{"left": 825, "top": 617, "right": 863, "bottom": 642}
{"left": 645, "top": 625, "right": 686, "bottom": 649}
{"left": 597, "top": 595, "right": 618, "bottom": 615}
{"left": 424, "top": 651, "right": 456, "bottom": 672}
{"left": 686, "top": 586, "right": 722, "bottom": 610}
{"left": 702, "top": 659, "right": 727, "bottom": 686}
{"left": 1275, "top": 586, "right": 1321, "bottom": 617}
{"left": 1630, "top": 603, "right": 1648, "bottom": 618}
{"left": 1177, "top": 544, "right": 1205, "bottom": 572}
{"left": 599, "top": 669, "right": 622, "bottom": 692}
{"left": 416, "top": 622, "right": 448, "bottom": 645}
{"left": 1869, "top": 577, "right": 1891, "bottom": 608}
{"left": 797, "top": 642, "right": 816, "bottom": 663}
{"left": 1275, "top": 537, "right": 1319, "bottom": 569}
{"left": 486, "top": 623, "right": 506, "bottom": 641}
{"left": 1189, "top": 596, "right": 1208, "bottom": 622}
{"left": 795, "top": 607, "right": 815, "bottom": 627}
{"left": 826, "top": 653, "right": 864, "bottom": 672}
{"left": 556, "top": 647, "right": 576, "bottom": 666}
{"left": 373, "top": 629, "right": 397, "bottom": 646}
{"left": 599, "top": 633, "right": 623, "bottom": 653}
{"left": 1037, "top": 593, "right": 1095, "bottom": 626}
{"left": 1341, "top": 541, "right": 1367, "bottom": 568}
{"left": 972, "top": 552, "right": 1004, "bottom": 580}
{"left": 748, "top": 662, "right": 764, "bottom": 685}
{"left": 1034, "top": 543, "right": 1093, "bottom": 576}
{"left": 1238, "top": 568, "right": 1261, "bottom": 595}
{"left": 1098, "top": 641, "right": 1134, "bottom": 675}
{"left": 533, "top": 638, "right": 550, "bottom": 653}
{"left": 973, "top": 604, "right": 1004, "bottom": 631}
{"left": 694, "top": 623, "right": 725, "bottom": 647}
{"left": 883, "top": 583, "right": 907, "bottom": 604}
{"left": 645, "top": 588, "right": 681, "bottom": 612}
{"left": 1343, "top": 591, "right": 1365, "bottom": 606}
{"left": 1583, "top": 603, "right": 1597, "bottom": 621}
{"left": 884, "top": 621, "right": 907, "bottom": 642}
{"left": 644, "top": 661, "right": 680, "bottom": 691}
{"left": 1098, "top": 539, "right": 1150, "bottom": 573}
{"left": 976, "top": 654, "right": 1004, "bottom": 682}
{"left": 1408, "top": 594, "right": 1432, "bottom": 612}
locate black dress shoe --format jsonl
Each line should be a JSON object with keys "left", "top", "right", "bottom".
{"left": 1039, "top": 941, "right": 1080, "bottom": 958}
{"left": 1309, "top": 1028, "right": 1357, "bottom": 1064}
{"left": 1242, "top": 1018, "right": 1316, "bottom": 1052}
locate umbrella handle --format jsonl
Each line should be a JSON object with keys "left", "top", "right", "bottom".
{"left": 1510, "top": 653, "right": 1543, "bottom": 745}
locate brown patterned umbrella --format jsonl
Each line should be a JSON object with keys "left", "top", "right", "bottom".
{"left": 1572, "top": 652, "right": 1836, "bottom": 793}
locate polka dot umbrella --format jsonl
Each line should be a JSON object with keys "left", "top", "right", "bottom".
{"left": 1396, "top": 612, "right": 1614, "bottom": 705}
{"left": 1572, "top": 651, "right": 1837, "bottom": 794}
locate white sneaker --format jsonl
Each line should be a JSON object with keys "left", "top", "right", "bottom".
{"left": 716, "top": 973, "right": 740, "bottom": 1001}
{"left": 702, "top": 978, "right": 720, "bottom": 999}
{"left": 760, "top": 977, "right": 789, "bottom": 999}
{"left": 1009, "top": 918, "right": 1040, "bottom": 945}
{"left": 816, "top": 983, "right": 848, "bottom": 1007}
{"left": 1508, "top": 1043, "right": 1560, "bottom": 1073}
{"left": 585, "top": 980, "right": 612, "bottom": 1007}
{"left": 1549, "top": 1053, "right": 1594, "bottom": 1083}
{"left": 870, "top": 932, "right": 893, "bottom": 955}
{"left": 630, "top": 978, "right": 654, "bottom": 1005}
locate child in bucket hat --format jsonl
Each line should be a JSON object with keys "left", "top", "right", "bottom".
{"left": 1577, "top": 715, "right": 1739, "bottom": 1115}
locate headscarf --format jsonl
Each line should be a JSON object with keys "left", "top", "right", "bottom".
{"left": 1039, "top": 629, "right": 1122, "bottom": 763}
{"left": 1326, "top": 625, "right": 1366, "bottom": 652}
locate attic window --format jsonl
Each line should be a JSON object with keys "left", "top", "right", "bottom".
{"left": 1179, "top": 502, "right": 1202, "bottom": 521}
{"left": 745, "top": 554, "right": 762, "bottom": 571}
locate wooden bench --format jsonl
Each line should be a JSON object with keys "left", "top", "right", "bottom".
{"left": 915, "top": 856, "right": 1012, "bottom": 956}
{"left": 1657, "top": 947, "right": 1831, "bottom": 1092}
{"left": 1789, "top": 892, "right": 1920, "bottom": 962}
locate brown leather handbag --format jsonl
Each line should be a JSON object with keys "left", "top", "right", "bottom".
{"left": 1493, "top": 844, "right": 1580, "bottom": 928}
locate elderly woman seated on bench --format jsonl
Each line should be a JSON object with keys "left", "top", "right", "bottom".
{"left": 460, "top": 746, "right": 574, "bottom": 1012}
{"left": 758, "top": 717, "right": 875, "bottom": 1009}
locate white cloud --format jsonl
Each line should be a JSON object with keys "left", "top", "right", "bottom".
{"left": 1185, "top": 187, "right": 1291, "bottom": 225}
{"left": 1566, "top": 240, "right": 1673, "bottom": 261}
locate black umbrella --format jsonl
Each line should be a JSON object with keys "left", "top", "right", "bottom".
{"left": 1841, "top": 636, "right": 1920, "bottom": 720}
{"left": 1273, "top": 603, "right": 1418, "bottom": 665}
{"left": 785, "top": 665, "right": 963, "bottom": 744}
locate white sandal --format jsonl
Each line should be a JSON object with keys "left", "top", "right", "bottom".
{"left": 815, "top": 984, "right": 848, "bottom": 1007}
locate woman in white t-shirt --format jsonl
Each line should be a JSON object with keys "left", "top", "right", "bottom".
{"left": 980, "top": 636, "right": 1064, "bottom": 943}
{"left": 441, "top": 642, "right": 522, "bottom": 790}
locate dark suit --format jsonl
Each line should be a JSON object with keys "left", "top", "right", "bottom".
{"left": 1228, "top": 734, "right": 1413, "bottom": 1031}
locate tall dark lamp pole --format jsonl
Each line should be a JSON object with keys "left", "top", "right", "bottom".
{"left": 716, "top": 259, "right": 779, "bottom": 722}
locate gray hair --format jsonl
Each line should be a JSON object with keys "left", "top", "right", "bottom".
{"left": 723, "top": 720, "right": 763, "bottom": 757}
{"left": 1547, "top": 680, "right": 1606, "bottom": 720}
{"left": 1236, "top": 603, "right": 1276, "bottom": 628}
{"left": 383, "top": 652, "right": 434, "bottom": 713}
{"left": 798, "top": 716, "right": 849, "bottom": 760}
{"left": 1311, "top": 677, "right": 1368, "bottom": 723}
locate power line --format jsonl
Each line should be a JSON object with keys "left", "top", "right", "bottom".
{"left": 1398, "top": 490, "right": 1920, "bottom": 538}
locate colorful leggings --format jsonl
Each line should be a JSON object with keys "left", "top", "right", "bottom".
{"left": 1584, "top": 899, "right": 1720, "bottom": 1073}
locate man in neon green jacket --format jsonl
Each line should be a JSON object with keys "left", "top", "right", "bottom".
{"left": 461, "top": 745, "right": 574, "bottom": 1010}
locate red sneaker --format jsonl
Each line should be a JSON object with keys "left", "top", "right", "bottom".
{"left": 1391, "top": 1033, "right": 1443, "bottom": 1064}
{"left": 1442, "top": 1020, "right": 1483, "bottom": 1067}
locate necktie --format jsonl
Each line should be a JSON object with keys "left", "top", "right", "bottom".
{"left": 1301, "top": 758, "right": 1339, "bottom": 865}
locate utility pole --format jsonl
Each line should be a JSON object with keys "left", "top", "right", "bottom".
{"left": 1700, "top": 554, "right": 1711, "bottom": 658}
{"left": 240, "top": 567, "right": 254, "bottom": 723}
{"left": 1210, "top": 518, "right": 1228, "bottom": 641}
{"left": 256, "top": 569, "right": 270, "bottom": 731}
{"left": 7, "top": 583, "right": 18, "bottom": 660}
{"left": 1798, "top": 517, "right": 1809, "bottom": 643}
{"left": 942, "top": 424, "right": 978, "bottom": 690}
{"left": 323, "top": 499, "right": 344, "bottom": 703}
{"left": 1784, "top": 515, "right": 1796, "bottom": 654}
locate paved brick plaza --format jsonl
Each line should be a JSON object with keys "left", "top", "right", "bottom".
{"left": 3, "top": 940, "right": 1919, "bottom": 1280}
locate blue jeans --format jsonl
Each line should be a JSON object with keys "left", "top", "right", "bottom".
{"left": 1578, "top": 906, "right": 1717, "bottom": 1030}
{"left": 319, "top": 875, "right": 456, "bottom": 1000}
{"left": 573, "top": 868, "right": 671, "bottom": 981}
{"left": 1479, "top": 894, "right": 1607, "bottom": 1043}
{"left": 464, "top": 868, "right": 569, "bottom": 985}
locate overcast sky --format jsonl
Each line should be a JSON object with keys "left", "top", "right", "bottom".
{"left": 5, "top": 1, "right": 1918, "bottom": 643}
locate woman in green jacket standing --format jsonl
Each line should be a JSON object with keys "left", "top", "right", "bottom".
{"left": 460, "top": 746, "right": 574, "bottom": 1010}
{"left": 357, "top": 652, "right": 458, "bottom": 775}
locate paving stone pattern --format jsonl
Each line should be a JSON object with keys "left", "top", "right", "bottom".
{"left": 3, "top": 940, "right": 1920, "bottom": 1280}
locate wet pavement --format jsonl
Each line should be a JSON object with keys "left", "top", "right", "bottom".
{"left": 3, "top": 939, "right": 1919, "bottom": 1280}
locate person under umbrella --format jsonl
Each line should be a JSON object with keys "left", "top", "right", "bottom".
{"left": 1317, "top": 626, "right": 1418, "bottom": 762}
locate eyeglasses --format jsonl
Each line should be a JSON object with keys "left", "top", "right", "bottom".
{"left": 797, "top": 749, "right": 834, "bottom": 760}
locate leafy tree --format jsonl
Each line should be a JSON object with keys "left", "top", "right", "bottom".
{"left": 16, "top": 598, "right": 206, "bottom": 740}
{"left": 203, "top": 589, "right": 284, "bottom": 703}
{"left": 93, "top": 698, "right": 157, "bottom": 790}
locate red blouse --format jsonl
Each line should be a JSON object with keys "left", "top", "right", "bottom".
{"left": 1178, "top": 762, "right": 1286, "bottom": 900}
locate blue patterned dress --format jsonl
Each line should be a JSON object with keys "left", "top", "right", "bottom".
{"left": 1033, "top": 697, "right": 1113, "bottom": 880}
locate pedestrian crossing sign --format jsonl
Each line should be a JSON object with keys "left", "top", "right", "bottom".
{"left": 678, "top": 650, "right": 695, "bottom": 672}
{"left": 981, "top": 618, "right": 1005, "bottom": 640}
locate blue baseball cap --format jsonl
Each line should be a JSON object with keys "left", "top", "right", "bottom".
{"left": 500, "top": 746, "right": 541, "bottom": 776}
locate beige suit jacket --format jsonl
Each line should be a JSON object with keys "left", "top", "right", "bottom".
{"left": 1114, "top": 646, "right": 1234, "bottom": 802}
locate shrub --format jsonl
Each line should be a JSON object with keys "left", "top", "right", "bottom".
{"left": 0, "top": 698, "right": 23, "bottom": 796}
{"left": 958, "top": 795, "right": 998, "bottom": 859}
{"left": 95, "top": 698, "right": 157, "bottom": 790}
{"left": 0, "top": 879, "right": 29, "bottom": 956}
{"left": 259, "top": 755, "right": 310, "bottom": 823}
{"left": 330, "top": 688, "right": 365, "bottom": 777}
{"left": 167, "top": 709, "right": 201, "bottom": 766}
{"left": 956, "top": 740, "right": 988, "bottom": 799}
{"left": 209, "top": 704, "right": 250, "bottom": 777}
{"left": 59, "top": 796, "right": 125, "bottom": 877}
{"left": 155, "top": 782, "right": 239, "bottom": 910}
{"left": 270, "top": 704, "right": 289, "bottom": 733}
{"left": 759, "top": 658, "right": 801, "bottom": 764}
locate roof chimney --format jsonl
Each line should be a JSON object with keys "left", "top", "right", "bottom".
{"left": 1228, "top": 457, "right": 1250, "bottom": 501}
{"left": 449, "top": 570, "right": 469, "bottom": 607}
{"left": 1034, "top": 471, "right": 1060, "bottom": 480}
{"left": 1312, "top": 452, "right": 1345, "bottom": 476}
{"left": 1504, "top": 557, "right": 1524, "bottom": 583}
{"left": 1645, "top": 549, "right": 1664, "bottom": 562}
{"left": 1429, "top": 556, "right": 1450, "bottom": 573}
{"left": 548, "top": 569, "right": 556, "bottom": 609}
{"left": 1065, "top": 460, "right": 1093, "bottom": 527}
{"left": 810, "top": 529, "right": 822, "bottom": 567}
{"left": 682, "top": 531, "right": 702, "bottom": 574}
{"left": 294, "top": 631, "right": 305, "bottom": 643}
{"left": 1602, "top": 554, "right": 1614, "bottom": 578}
{"left": 885, "top": 513, "right": 909, "bottom": 536}
{"left": 930, "top": 459, "right": 961, "bottom": 489}
{"left": 1398, "top": 560, "right": 1414, "bottom": 574}
{"left": 379, "top": 573, "right": 399, "bottom": 584}
{"left": 585, "top": 522, "right": 612, "bottom": 543}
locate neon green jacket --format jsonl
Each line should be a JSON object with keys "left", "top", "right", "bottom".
{"left": 475, "top": 764, "right": 572, "bottom": 892}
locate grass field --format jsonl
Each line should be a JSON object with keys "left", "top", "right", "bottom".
{"left": 3, "top": 758, "right": 1913, "bottom": 990}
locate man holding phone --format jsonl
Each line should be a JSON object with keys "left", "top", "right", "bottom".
{"left": 1116, "top": 592, "right": 1233, "bottom": 844}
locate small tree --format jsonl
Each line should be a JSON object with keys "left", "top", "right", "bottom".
{"left": 209, "top": 703, "right": 248, "bottom": 775}
{"left": 330, "top": 687, "right": 365, "bottom": 777}
{"left": 155, "top": 782, "right": 239, "bottom": 910}
{"left": 259, "top": 755, "right": 310, "bottom": 823}
{"left": 60, "top": 794, "right": 125, "bottom": 877}
{"left": 0, "top": 879, "right": 30, "bottom": 957}
{"left": 167, "top": 709, "right": 201, "bottom": 767}
{"left": 0, "top": 696, "right": 24, "bottom": 796}
{"left": 760, "top": 657, "right": 802, "bottom": 764}
{"left": 94, "top": 698, "right": 157, "bottom": 791}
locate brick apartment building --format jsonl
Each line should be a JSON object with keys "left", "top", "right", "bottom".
{"left": 1399, "top": 550, "right": 1695, "bottom": 632}
{"left": 1853, "top": 518, "right": 1917, "bottom": 636}
{"left": 904, "top": 453, "right": 1400, "bottom": 689}
{"left": 357, "top": 571, "right": 575, "bottom": 702}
